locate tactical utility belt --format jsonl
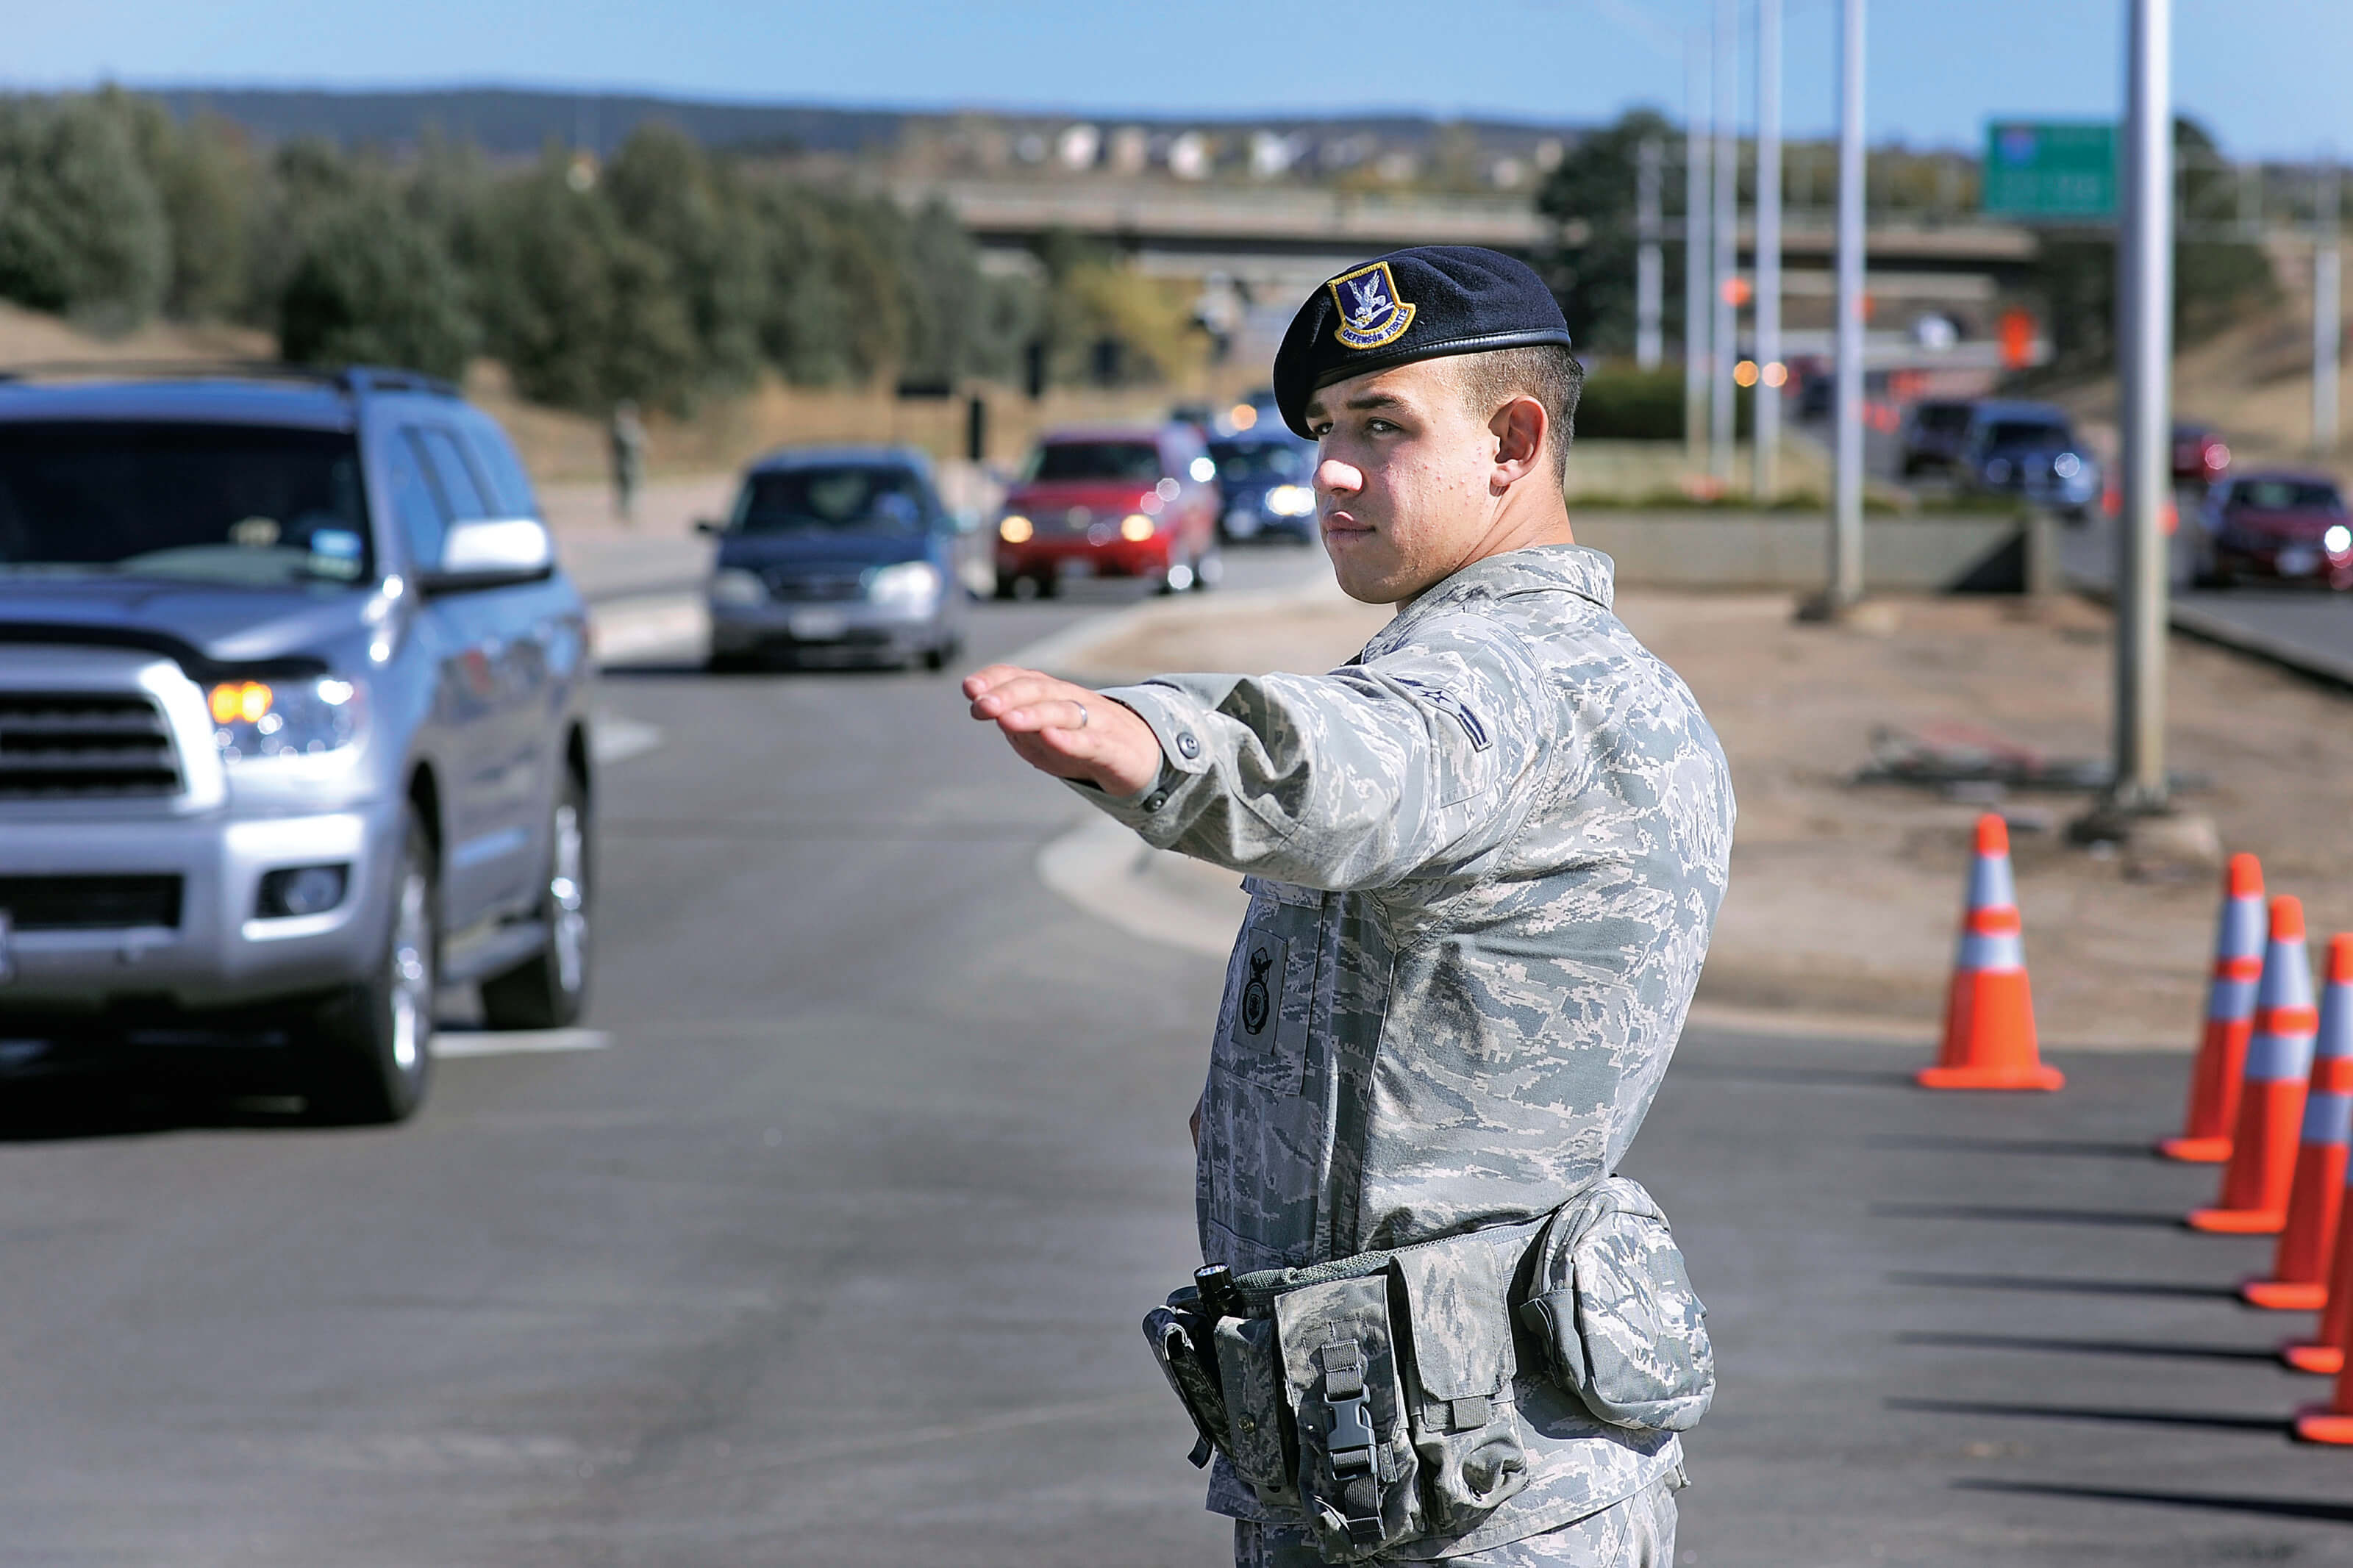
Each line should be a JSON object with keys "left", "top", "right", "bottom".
{"left": 1143, "top": 1177, "right": 1712, "bottom": 1564}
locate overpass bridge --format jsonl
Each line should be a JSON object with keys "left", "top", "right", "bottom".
{"left": 899, "top": 176, "right": 2043, "bottom": 291}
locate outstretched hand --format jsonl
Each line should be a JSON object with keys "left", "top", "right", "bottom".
{"left": 963, "top": 664, "right": 1165, "bottom": 799}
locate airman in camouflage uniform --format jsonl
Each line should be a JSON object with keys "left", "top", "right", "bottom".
{"left": 966, "top": 247, "right": 1733, "bottom": 1565}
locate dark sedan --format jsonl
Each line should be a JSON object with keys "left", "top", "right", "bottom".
{"left": 1210, "top": 432, "right": 1318, "bottom": 544}
{"left": 1899, "top": 398, "right": 1976, "bottom": 476}
{"left": 700, "top": 447, "right": 966, "bottom": 670}
{"left": 2197, "top": 471, "right": 2353, "bottom": 589}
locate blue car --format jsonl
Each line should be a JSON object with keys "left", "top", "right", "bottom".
{"left": 1210, "top": 433, "right": 1319, "bottom": 545}
{"left": 1957, "top": 400, "right": 2102, "bottom": 518}
{"left": 701, "top": 447, "right": 967, "bottom": 671}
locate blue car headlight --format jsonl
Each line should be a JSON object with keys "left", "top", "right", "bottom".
{"left": 868, "top": 560, "right": 943, "bottom": 613}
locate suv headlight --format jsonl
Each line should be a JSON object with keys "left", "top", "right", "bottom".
{"left": 210, "top": 676, "right": 365, "bottom": 762}
{"left": 868, "top": 560, "right": 942, "bottom": 612}
{"left": 710, "top": 568, "right": 767, "bottom": 606}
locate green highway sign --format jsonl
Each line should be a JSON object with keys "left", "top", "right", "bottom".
{"left": 1982, "top": 121, "right": 2116, "bottom": 220}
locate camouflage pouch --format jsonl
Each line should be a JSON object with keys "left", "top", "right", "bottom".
{"left": 1142, "top": 1291, "right": 1229, "bottom": 1469}
{"left": 1516, "top": 1176, "right": 1714, "bottom": 1433}
{"left": 1391, "top": 1236, "right": 1532, "bottom": 1528}
{"left": 1213, "top": 1312, "right": 1301, "bottom": 1511}
{"left": 1273, "top": 1273, "right": 1424, "bottom": 1561}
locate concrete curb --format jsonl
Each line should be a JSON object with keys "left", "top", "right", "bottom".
{"left": 2068, "top": 569, "right": 2353, "bottom": 692}
{"left": 1000, "top": 564, "right": 1346, "bottom": 681}
{"left": 590, "top": 592, "right": 707, "bottom": 665}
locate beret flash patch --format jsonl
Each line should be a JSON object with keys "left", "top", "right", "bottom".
{"left": 1328, "top": 260, "right": 1416, "bottom": 350}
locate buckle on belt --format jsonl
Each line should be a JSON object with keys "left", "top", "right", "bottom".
{"left": 1326, "top": 1392, "right": 1376, "bottom": 1475}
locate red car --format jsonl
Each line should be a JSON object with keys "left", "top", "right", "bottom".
{"left": 2197, "top": 470, "right": 2353, "bottom": 588}
{"left": 994, "top": 425, "right": 1224, "bottom": 597}
{"left": 2172, "top": 422, "right": 2231, "bottom": 486}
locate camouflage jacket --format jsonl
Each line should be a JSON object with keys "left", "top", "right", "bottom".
{"left": 1082, "top": 545, "right": 1734, "bottom": 1552}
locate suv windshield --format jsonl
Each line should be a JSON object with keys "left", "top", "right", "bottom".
{"left": 1982, "top": 420, "right": 2070, "bottom": 451}
{"left": 1025, "top": 441, "right": 1162, "bottom": 484}
{"left": 734, "top": 465, "right": 929, "bottom": 535}
{"left": 1209, "top": 441, "right": 1308, "bottom": 482}
{"left": 0, "top": 421, "right": 371, "bottom": 587}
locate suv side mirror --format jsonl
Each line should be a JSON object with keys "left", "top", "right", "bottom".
{"left": 422, "top": 517, "right": 554, "bottom": 595}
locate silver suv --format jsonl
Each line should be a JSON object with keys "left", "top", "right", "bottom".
{"left": 0, "top": 366, "right": 595, "bottom": 1123}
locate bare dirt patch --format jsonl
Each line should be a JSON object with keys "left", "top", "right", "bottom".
{"left": 1065, "top": 576, "right": 2353, "bottom": 1050}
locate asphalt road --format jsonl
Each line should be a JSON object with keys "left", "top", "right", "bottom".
{"left": 0, "top": 553, "right": 1307, "bottom": 1568}
{"left": 4, "top": 545, "right": 2351, "bottom": 1565}
{"left": 1840, "top": 412, "right": 2353, "bottom": 684}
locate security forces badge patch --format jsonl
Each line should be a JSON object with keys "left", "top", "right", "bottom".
{"left": 1327, "top": 260, "right": 1415, "bottom": 351}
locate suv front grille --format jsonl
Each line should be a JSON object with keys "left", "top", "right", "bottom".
{"left": 0, "top": 692, "right": 182, "bottom": 798}
{"left": 0, "top": 875, "right": 183, "bottom": 930}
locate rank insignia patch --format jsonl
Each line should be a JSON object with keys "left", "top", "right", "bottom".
{"left": 1327, "top": 260, "right": 1416, "bottom": 351}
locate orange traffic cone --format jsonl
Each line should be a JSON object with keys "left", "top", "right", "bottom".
{"left": 2243, "top": 935, "right": 2353, "bottom": 1309}
{"left": 2294, "top": 1357, "right": 2353, "bottom": 1443}
{"left": 2189, "top": 897, "right": 2317, "bottom": 1234}
{"left": 2159, "top": 853, "right": 2266, "bottom": 1162}
{"left": 1917, "top": 815, "right": 2063, "bottom": 1092}
{"left": 2288, "top": 1025, "right": 2353, "bottom": 1368}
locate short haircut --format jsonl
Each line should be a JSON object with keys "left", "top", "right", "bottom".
{"left": 1451, "top": 343, "right": 1585, "bottom": 489}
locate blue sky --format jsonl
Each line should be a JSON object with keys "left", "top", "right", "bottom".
{"left": 12, "top": 0, "right": 2351, "bottom": 159}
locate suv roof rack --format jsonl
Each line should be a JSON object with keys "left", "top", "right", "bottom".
{"left": 0, "top": 359, "right": 462, "bottom": 399}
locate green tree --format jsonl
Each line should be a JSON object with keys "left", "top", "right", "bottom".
{"left": 1535, "top": 109, "right": 1678, "bottom": 356}
{"left": 278, "top": 190, "right": 478, "bottom": 378}
{"left": 748, "top": 181, "right": 856, "bottom": 384}
{"left": 604, "top": 123, "right": 767, "bottom": 390}
{"left": 154, "top": 115, "right": 258, "bottom": 321}
{"left": 469, "top": 153, "right": 698, "bottom": 410}
{"left": 0, "top": 95, "right": 169, "bottom": 323}
{"left": 2029, "top": 117, "right": 2279, "bottom": 379}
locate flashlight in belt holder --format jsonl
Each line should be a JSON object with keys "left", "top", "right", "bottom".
{"left": 1195, "top": 1264, "right": 1246, "bottom": 1321}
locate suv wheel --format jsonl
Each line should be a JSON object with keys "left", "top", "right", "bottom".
{"left": 481, "top": 774, "right": 592, "bottom": 1030}
{"left": 307, "top": 804, "right": 436, "bottom": 1124}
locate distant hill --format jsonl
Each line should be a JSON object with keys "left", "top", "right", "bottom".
{"left": 149, "top": 87, "right": 910, "bottom": 158}
{"left": 140, "top": 85, "right": 1579, "bottom": 162}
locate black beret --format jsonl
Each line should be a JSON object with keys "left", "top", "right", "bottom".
{"left": 1272, "top": 246, "right": 1574, "bottom": 439}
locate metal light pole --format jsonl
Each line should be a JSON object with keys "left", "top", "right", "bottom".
{"left": 1710, "top": 0, "right": 1738, "bottom": 485}
{"left": 1685, "top": 32, "right": 1713, "bottom": 470}
{"left": 2318, "top": 154, "right": 2341, "bottom": 456}
{"left": 1637, "top": 138, "right": 1665, "bottom": 372}
{"left": 1829, "top": 0, "right": 1866, "bottom": 607}
{"left": 2111, "top": 0, "right": 2173, "bottom": 812}
{"left": 1754, "top": 0, "right": 1784, "bottom": 501}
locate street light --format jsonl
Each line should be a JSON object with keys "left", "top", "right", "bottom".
{"left": 2110, "top": 0, "right": 2173, "bottom": 814}
{"left": 1710, "top": 0, "right": 1738, "bottom": 487}
{"left": 1754, "top": 0, "right": 1785, "bottom": 501}
{"left": 1829, "top": 0, "right": 1866, "bottom": 609}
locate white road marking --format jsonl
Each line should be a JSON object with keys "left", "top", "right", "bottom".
{"left": 591, "top": 715, "right": 663, "bottom": 765}
{"left": 432, "top": 1028, "right": 611, "bottom": 1059}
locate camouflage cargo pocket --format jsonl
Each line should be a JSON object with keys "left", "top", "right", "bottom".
{"left": 1391, "top": 1234, "right": 1532, "bottom": 1529}
{"left": 1274, "top": 1272, "right": 1424, "bottom": 1561}
{"left": 1516, "top": 1177, "right": 1715, "bottom": 1433}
